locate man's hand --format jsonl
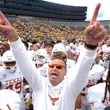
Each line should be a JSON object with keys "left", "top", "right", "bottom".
{"left": 0, "top": 11, "right": 19, "bottom": 42}
{"left": 84, "top": 3, "right": 107, "bottom": 46}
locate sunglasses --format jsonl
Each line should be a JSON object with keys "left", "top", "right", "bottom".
{"left": 3, "top": 61, "right": 16, "bottom": 66}
{"left": 48, "top": 64, "right": 65, "bottom": 69}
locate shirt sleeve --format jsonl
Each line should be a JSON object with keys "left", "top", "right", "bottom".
{"left": 66, "top": 46, "right": 96, "bottom": 97}
{"left": 10, "top": 38, "right": 44, "bottom": 90}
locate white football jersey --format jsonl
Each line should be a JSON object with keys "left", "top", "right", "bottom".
{"left": 0, "top": 89, "right": 22, "bottom": 110}
{"left": 0, "top": 67, "right": 24, "bottom": 98}
{"left": 87, "top": 82, "right": 110, "bottom": 110}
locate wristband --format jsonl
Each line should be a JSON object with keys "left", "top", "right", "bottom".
{"left": 84, "top": 43, "right": 98, "bottom": 50}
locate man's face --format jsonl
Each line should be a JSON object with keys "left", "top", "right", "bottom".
{"left": 44, "top": 45, "right": 53, "bottom": 55}
{"left": 48, "top": 59, "right": 67, "bottom": 86}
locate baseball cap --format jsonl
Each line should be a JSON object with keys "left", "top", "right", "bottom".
{"left": 52, "top": 43, "right": 67, "bottom": 55}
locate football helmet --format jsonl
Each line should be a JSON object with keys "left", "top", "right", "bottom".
{"left": 34, "top": 49, "right": 48, "bottom": 65}
{"left": 2, "top": 50, "right": 17, "bottom": 73}
{"left": 0, "top": 89, "right": 22, "bottom": 110}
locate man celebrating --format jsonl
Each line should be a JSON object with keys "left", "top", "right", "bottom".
{"left": 0, "top": 3, "right": 107, "bottom": 110}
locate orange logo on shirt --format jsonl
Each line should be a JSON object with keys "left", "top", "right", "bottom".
{"left": 49, "top": 95, "right": 59, "bottom": 105}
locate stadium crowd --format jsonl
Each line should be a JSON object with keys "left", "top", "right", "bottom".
{"left": 8, "top": 16, "right": 84, "bottom": 41}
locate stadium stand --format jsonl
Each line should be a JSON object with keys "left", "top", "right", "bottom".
{"left": 0, "top": 0, "right": 109, "bottom": 42}
{"left": 0, "top": 0, "right": 87, "bottom": 21}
